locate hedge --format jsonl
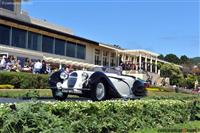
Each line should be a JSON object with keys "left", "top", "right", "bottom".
{"left": 0, "top": 99, "right": 199, "bottom": 133}
{"left": 0, "top": 72, "right": 49, "bottom": 89}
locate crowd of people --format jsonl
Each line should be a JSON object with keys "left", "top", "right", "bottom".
{"left": 0, "top": 55, "right": 52, "bottom": 74}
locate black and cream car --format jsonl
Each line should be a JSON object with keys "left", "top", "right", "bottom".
{"left": 48, "top": 67, "right": 148, "bottom": 101}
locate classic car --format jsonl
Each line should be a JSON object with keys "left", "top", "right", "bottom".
{"left": 48, "top": 67, "right": 148, "bottom": 101}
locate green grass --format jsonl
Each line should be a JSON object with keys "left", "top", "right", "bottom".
{"left": 134, "top": 121, "right": 200, "bottom": 133}
{"left": 0, "top": 86, "right": 198, "bottom": 99}
{"left": 0, "top": 89, "right": 80, "bottom": 98}
{"left": 0, "top": 89, "right": 52, "bottom": 98}
{"left": 147, "top": 91, "right": 195, "bottom": 97}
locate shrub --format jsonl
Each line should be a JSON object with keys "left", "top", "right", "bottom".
{"left": 0, "top": 103, "right": 72, "bottom": 133}
{"left": 0, "top": 85, "right": 14, "bottom": 89}
{"left": 0, "top": 72, "right": 49, "bottom": 89}
{"left": 21, "top": 90, "right": 40, "bottom": 98}
{"left": 0, "top": 99, "right": 199, "bottom": 133}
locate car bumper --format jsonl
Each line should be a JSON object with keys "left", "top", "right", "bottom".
{"left": 62, "top": 88, "right": 90, "bottom": 94}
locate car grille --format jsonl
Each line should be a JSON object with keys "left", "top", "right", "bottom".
{"left": 68, "top": 78, "right": 77, "bottom": 88}
{"left": 68, "top": 72, "right": 78, "bottom": 88}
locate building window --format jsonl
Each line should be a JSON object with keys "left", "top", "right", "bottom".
{"left": 111, "top": 59, "right": 115, "bottom": 67}
{"left": 0, "top": 25, "right": 10, "bottom": 45}
{"left": 111, "top": 53, "right": 115, "bottom": 57}
{"left": 77, "top": 44, "right": 86, "bottom": 59}
{"left": 103, "top": 51, "right": 108, "bottom": 56}
{"left": 152, "top": 61, "right": 155, "bottom": 73}
{"left": 126, "top": 55, "right": 129, "bottom": 60}
{"left": 42, "top": 36, "right": 54, "bottom": 54}
{"left": 12, "top": 28, "right": 27, "bottom": 48}
{"left": 95, "top": 49, "right": 101, "bottom": 65}
{"left": 110, "top": 53, "right": 116, "bottom": 67}
{"left": 103, "top": 51, "right": 109, "bottom": 66}
{"left": 132, "top": 57, "right": 134, "bottom": 62}
{"left": 0, "top": 0, "right": 14, "bottom": 11}
{"left": 55, "top": 39, "right": 65, "bottom": 56}
{"left": 66, "top": 41, "right": 76, "bottom": 58}
{"left": 103, "top": 57, "right": 108, "bottom": 66}
{"left": 28, "top": 32, "right": 41, "bottom": 51}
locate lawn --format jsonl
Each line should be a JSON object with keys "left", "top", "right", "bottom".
{"left": 147, "top": 91, "right": 196, "bottom": 97}
{"left": 0, "top": 87, "right": 198, "bottom": 99}
{"left": 0, "top": 89, "right": 52, "bottom": 98}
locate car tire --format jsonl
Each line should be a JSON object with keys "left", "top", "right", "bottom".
{"left": 52, "top": 89, "right": 68, "bottom": 101}
{"left": 91, "top": 80, "right": 107, "bottom": 101}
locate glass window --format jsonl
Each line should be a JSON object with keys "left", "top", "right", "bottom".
{"left": 66, "top": 41, "right": 76, "bottom": 58}
{"left": 103, "top": 51, "right": 108, "bottom": 56}
{"left": 103, "top": 57, "right": 108, "bottom": 66}
{"left": 28, "top": 32, "right": 41, "bottom": 51}
{"left": 55, "top": 39, "right": 65, "bottom": 56}
{"left": 95, "top": 49, "right": 101, "bottom": 65}
{"left": 0, "top": 25, "right": 10, "bottom": 45}
{"left": 77, "top": 44, "right": 85, "bottom": 59}
{"left": 95, "top": 49, "right": 100, "bottom": 55}
{"left": 95, "top": 55, "right": 101, "bottom": 65}
{"left": 12, "top": 28, "right": 27, "bottom": 48}
{"left": 111, "top": 53, "right": 115, "bottom": 57}
{"left": 0, "top": 0, "right": 14, "bottom": 11}
{"left": 42, "top": 36, "right": 54, "bottom": 54}
{"left": 111, "top": 59, "right": 115, "bottom": 67}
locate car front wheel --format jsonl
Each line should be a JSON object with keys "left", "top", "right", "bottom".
{"left": 52, "top": 89, "right": 68, "bottom": 101}
{"left": 91, "top": 81, "right": 107, "bottom": 101}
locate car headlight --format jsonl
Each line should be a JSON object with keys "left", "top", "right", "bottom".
{"left": 56, "top": 82, "right": 62, "bottom": 89}
{"left": 60, "top": 72, "right": 69, "bottom": 80}
{"left": 82, "top": 72, "right": 88, "bottom": 80}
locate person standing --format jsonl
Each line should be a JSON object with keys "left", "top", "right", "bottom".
{"left": 46, "top": 64, "right": 52, "bottom": 74}
{"left": 33, "top": 60, "right": 42, "bottom": 74}
{"left": 0, "top": 56, "right": 7, "bottom": 70}
{"left": 16, "top": 60, "right": 22, "bottom": 72}
{"left": 41, "top": 60, "right": 47, "bottom": 74}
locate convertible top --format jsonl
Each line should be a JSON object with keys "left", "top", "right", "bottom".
{"left": 90, "top": 66, "right": 122, "bottom": 75}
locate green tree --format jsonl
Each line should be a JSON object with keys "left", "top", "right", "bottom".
{"left": 165, "top": 54, "right": 180, "bottom": 64}
{"left": 181, "top": 64, "right": 192, "bottom": 77}
{"left": 158, "top": 54, "right": 165, "bottom": 60}
{"left": 180, "top": 55, "right": 190, "bottom": 64}
{"left": 160, "top": 63, "right": 183, "bottom": 85}
{"left": 179, "top": 75, "right": 197, "bottom": 89}
{"left": 185, "top": 74, "right": 197, "bottom": 89}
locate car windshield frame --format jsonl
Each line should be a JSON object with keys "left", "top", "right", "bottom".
{"left": 89, "top": 67, "right": 122, "bottom": 75}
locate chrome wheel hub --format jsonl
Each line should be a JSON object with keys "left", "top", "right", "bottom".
{"left": 56, "top": 82, "right": 62, "bottom": 90}
{"left": 96, "top": 83, "right": 105, "bottom": 100}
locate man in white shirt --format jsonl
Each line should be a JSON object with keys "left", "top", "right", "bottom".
{"left": 0, "top": 56, "right": 7, "bottom": 70}
{"left": 33, "top": 60, "right": 42, "bottom": 74}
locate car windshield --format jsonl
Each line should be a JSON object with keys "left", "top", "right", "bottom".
{"left": 89, "top": 67, "right": 122, "bottom": 75}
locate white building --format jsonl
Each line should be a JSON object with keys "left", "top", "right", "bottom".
{"left": 0, "top": 0, "right": 181, "bottom": 83}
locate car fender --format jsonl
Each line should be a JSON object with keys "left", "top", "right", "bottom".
{"left": 132, "top": 80, "right": 147, "bottom": 96}
{"left": 48, "top": 70, "right": 63, "bottom": 90}
{"left": 88, "top": 71, "right": 122, "bottom": 98}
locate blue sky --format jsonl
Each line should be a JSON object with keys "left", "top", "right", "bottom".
{"left": 22, "top": 0, "right": 199, "bottom": 58}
